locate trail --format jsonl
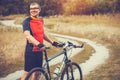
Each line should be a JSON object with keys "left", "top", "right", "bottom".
{"left": 0, "top": 20, "right": 109, "bottom": 80}
{"left": 52, "top": 34, "right": 109, "bottom": 76}
{"left": 0, "top": 20, "right": 21, "bottom": 27}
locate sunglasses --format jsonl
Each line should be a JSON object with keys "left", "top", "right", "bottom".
{"left": 30, "top": 7, "right": 40, "bottom": 10}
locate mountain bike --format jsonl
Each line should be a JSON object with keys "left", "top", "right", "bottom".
{"left": 25, "top": 41, "right": 84, "bottom": 80}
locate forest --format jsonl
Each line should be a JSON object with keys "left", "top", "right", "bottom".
{"left": 0, "top": 0, "right": 120, "bottom": 16}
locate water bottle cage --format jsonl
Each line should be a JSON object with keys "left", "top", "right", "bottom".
{"left": 53, "top": 67, "right": 60, "bottom": 78}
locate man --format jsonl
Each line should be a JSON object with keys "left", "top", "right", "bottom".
{"left": 21, "top": 2, "right": 58, "bottom": 80}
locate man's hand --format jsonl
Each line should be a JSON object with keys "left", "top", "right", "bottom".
{"left": 38, "top": 44, "right": 45, "bottom": 51}
{"left": 52, "top": 41, "right": 59, "bottom": 47}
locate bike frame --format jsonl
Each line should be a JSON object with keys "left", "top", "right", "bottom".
{"left": 43, "top": 47, "right": 72, "bottom": 80}
{"left": 25, "top": 41, "right": 83, "bottom": 80}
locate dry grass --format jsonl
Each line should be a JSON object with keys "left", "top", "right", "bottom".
{"left": 71, "top": 43, "right": 95, "bottom": 64}
{"left": 44, "top": 14, "right": 120, "bottom": 28}
{"left": 0, "top": 26, "right": 25, "bottom": 77}
{"left": 0, "top": 15, "right": 93, "bottom": 78}
{"left": 44, "top": 14, "right": 120, "bottom": 80}
{"left": 0, "top": 14, "right": 26, "bottom": 20}
{"left": 0, "top": 26, "right": 61, "bottom": 77}
{"left": 0, "top": 14, "right": 120, "bottom": 80}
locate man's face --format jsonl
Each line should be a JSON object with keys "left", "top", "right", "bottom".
{"left": 30, "top": 4, "right": 40, "bottom": 17}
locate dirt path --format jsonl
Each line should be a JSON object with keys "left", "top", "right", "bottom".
{"left": 0, "top": 20, "right": 109, "bottom": 80}
{"left": 51, "top": 34, "right": 109, "bottom": 75}
{"left": 0, "top": 34, "right": 109, "bottom": 80}
{"left": 0, "top": 20, "right": 21, "bottom": 27}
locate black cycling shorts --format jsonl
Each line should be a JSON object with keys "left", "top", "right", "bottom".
{"left": 24, "top": 51, "right": 43, "bottom": 72}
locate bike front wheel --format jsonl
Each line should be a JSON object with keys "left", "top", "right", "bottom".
{"left": 25, "top": 67, "right": 49, "bottom": 80}
{"left": 61, "top": 62, "right": 82, "bottom": 80}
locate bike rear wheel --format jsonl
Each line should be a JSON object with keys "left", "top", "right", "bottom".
{"left": 61, "top": 62, "right": 82, "bottom": 80}
{"left": 25, "top": 67, "right": 49, "bottom": 80}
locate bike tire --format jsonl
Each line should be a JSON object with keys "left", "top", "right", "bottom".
{"left": 61, "top": 62, "right": 82, "bottom": 80}
{"left": 25, "top": 67, "right": 49, "bottom": 80}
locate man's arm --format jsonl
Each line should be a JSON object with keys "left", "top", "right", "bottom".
{"left": 44, "top": 33, "right": 53, "bottom": 44}
{"left": 44, "top": 33, "right": 60, "bottom": 47}
{"left": 24, "top": 30, "right": 40, "bottom": 45}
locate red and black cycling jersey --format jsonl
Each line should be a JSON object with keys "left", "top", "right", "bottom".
{"left": 22, "top": 17, "right": 44, "bottom": 53}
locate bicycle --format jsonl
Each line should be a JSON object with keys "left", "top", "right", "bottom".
{"left": 25, "top": 41, "right": 84, "bottom": 80}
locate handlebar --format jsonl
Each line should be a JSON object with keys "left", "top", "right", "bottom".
{"left": 57, "top": 41, "right": 84, "bottom": 48}
{"left": 45, "top": 41, "right": 84, "bottom": 50}
{"left": 44, "top": 41, "right": 84, "bottom": 62}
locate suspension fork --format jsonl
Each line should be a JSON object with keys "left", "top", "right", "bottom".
{"left": 64, "top": 48, "right": 75, "bottom": 80}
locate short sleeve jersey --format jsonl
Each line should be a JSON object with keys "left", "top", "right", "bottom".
{"left": 22, "top": 17, "right": 44, "bottom": 52}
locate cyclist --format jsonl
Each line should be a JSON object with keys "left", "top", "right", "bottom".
{"left": 21, "top": 2, "right": 58, "bottom": 80}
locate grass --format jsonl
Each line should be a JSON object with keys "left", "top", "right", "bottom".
{"left": 44, "top": 14, "right": 120, "bottom": 80}
{"left": 0, "top": 14, "right": 26, "bottom": 20}
{"left": 0, "top": 19, "right": 93, "bottom": 78}
{"left": 0, "top": 27, "right": 25, "bottom": 77}
{"left": 0, "top": 26, "right": 92, "bottom": 77}
{"left": 71, "top": 43, "right": 95, "bottom": 63}
{"left": 0, "top": 14, "right": 120, "bottom": 80}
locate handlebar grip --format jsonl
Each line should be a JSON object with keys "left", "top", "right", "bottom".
{"left": 45, "top": 46, "right": 50, "bottom": 49}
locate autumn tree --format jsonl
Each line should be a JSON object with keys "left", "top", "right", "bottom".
{"left": 0, "top": 0, "right": 120, "bottom": 16}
